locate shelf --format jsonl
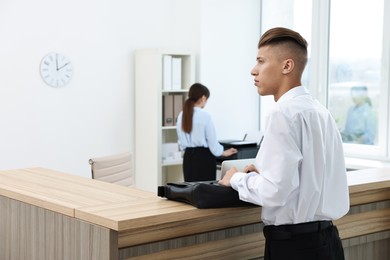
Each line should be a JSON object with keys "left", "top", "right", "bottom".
{"left": 162, "top": 126, "right": 177, "bottom": 130}
{"left": 162, "top": 159, "right": 183, "bottom": 166}
{"left": 162, "top": 89, "right": 188, "bottom": 94}
{"left": 135, "top": 49, "right": 195, "bottom": 192}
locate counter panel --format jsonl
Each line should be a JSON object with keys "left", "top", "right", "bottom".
{"left": 0, "top": 167, "right": 389, "bottom": 259}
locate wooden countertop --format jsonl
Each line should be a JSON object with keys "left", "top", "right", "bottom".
{"left": 0, "top": 167, "right": 155, "bottom": 217}
{"left": 347, "top": 167, "right": 390, "bottom": 191}
{"left": 0, "top": 167, "right": 389, "bottom": 239}
{"left": 0, "top": 167, "right": 261, "bottom": 235}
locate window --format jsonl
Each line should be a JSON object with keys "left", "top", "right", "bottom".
{"left": 260, "top": 0, "right": 390, "bottom": 161}
{"left": 260, "top": 0, "right": 312, "bottom": 127}
{"left": 327, "top": 0, "right": 385, "bottom": 156}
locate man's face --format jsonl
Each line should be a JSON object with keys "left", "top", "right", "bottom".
{"left": 250, "top": 45, "right": 284, "bottom": 98}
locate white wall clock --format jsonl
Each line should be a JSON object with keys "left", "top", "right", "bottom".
{"left": 40, "top": 52, "right": 73, "bottom": 87}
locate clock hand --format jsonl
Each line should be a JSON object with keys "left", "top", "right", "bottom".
{"left": 58, "top": 62, "right": 70, "bottom": 70}
{"left": 56, "top": 54, "right": 59, "bottom": 70}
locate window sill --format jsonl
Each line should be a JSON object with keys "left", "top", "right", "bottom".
{"left": 345, "top": 157, "right": 390, "bottom": 171}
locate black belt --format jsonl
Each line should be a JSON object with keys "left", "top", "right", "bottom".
{"left": 185, "top": 147, "right": 209, "bottom": 154}
{"left": 186, "top": 147, "right": 208, "bottom": 150}
{"left": 263, "top": 221, "right": 333, "bottom": 240}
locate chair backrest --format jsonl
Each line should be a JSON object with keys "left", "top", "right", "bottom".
{"left": 89, "top": 152, "right": 134, "bottom": 187}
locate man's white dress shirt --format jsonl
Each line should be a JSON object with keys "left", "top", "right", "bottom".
{"left": 231, "top": 86, "right": 350, "bottom": 225}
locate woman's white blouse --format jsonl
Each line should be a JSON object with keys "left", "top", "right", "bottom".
{"left": 176, "top": 107, "right": 224, "bottom": 157}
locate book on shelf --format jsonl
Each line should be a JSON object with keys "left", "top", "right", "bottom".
{"left": 173, "top": 94, "right": 183, "bottom": 125}
{"left": 162, "top": 55, "right": 173, "bottom": 90}
{"left": 163, "top": 95, "right": 174, "bottom": 126}
{"left": 162, "top": 56, "right": 182, "bottom": 91}
{"left": 171, "top": 57, "right": 182, "bottom": 90}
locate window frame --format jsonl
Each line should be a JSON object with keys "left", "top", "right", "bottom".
{"left": 306, "top": 0, "right": 390, "bottom": 161}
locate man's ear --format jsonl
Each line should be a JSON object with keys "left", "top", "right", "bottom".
{"left": 282, "top": 59, "right": 295, "bottom": 74}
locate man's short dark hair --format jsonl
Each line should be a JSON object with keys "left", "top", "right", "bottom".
{"left": 259, "top": 27, "right": 308, "bottom": 72}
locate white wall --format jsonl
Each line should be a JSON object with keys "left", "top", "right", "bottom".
{"left": 200, "top": 0, "right": 261, "bottom": 140}
{"left": 0, "top": 0, "right": 260, "bottom": 178}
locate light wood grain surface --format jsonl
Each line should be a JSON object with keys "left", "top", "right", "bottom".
{"left": 347, "top": 167, "right": 390, "bottom": 192}
{"left": 0, "top": 166, "right": 389, "bottom": 233}
{"left": 335, "top": 207, "right": 390, "bottom": 239}
{"left": 0, "top": 167, "right": 154, "bottom": 216}
{"left": 0, "top": 167, "right": 389, "bottom": 259}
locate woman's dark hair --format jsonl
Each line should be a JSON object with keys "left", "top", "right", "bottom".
{"left": 182, "top": 83, "right": 210, "bottom": 133}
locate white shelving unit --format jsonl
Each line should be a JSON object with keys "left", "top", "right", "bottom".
{"left": 134, "top": 49, "right": 196, "bottom": 192}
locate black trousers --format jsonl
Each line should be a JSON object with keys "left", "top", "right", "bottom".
{"left": 263, "top": 221, "right": 345, "bottom": 260}
{"left": 183, "top": 147, "right": 216, "bottom": 182}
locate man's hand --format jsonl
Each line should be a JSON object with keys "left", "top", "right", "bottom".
{"left": 243, "top": 163, "right": 258, "bottom": 173}
{"left": 219, "top": 163, "right": 259, "bottom": 187}
{"left": 218, "top": 166, "right": 238, "bottom": 187}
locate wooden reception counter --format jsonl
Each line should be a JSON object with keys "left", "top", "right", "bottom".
{"left": 0, "top": 167, "right": 389, "bottom": 260}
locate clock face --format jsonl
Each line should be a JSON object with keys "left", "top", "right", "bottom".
{"left": 40, "top": 52, "right": 73, "bottom": 87}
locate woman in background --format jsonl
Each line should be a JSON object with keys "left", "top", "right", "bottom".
{"left": 176, "top": 83, "right": 237, "bottom": 181}
{"left": 342, "top": 86, "right": 376, "bottom": 145}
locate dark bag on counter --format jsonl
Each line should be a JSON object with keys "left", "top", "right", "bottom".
{"left": 157, "top": 181, "right": 257, "bottom": 209}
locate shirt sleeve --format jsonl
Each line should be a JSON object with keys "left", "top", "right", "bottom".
{"left": 230, "top": 110, "right": 302, "bottom": 207}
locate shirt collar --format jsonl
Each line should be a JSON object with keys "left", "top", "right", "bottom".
{"left": 277, "top": 86, "right": 310, "bottom": 103}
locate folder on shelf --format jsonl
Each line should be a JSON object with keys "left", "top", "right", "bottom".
{"left": 163, "top": 55, "right": 172, "bottom": 90}
{"left": 163, "top": 95, "right": 174, "bottom": 126}
{"left": 172, "top": 57, "right": 182, "bottom": 90}
{"left": 173, "top": 94, "right": 183, "bottom": 125}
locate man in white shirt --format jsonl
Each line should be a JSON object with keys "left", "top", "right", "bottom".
{"left": 219, "top": 27, "right": 349, "bottom": 260}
